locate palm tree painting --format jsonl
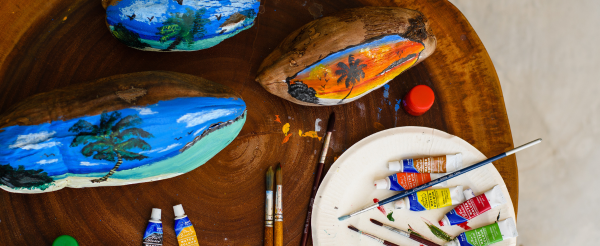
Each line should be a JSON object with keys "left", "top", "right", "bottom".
{"left": 69, "top": 112, "right": 153, "bottom": 183}
{"left": 157, "top": 8, "right": 210, "bottom": 51}
{"left": 335, "top": 55, "right": 367, "bottom": 104}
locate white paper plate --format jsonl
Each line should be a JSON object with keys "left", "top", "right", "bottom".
{"left": 312, "top": 127, "right": 516, "bottom": 246}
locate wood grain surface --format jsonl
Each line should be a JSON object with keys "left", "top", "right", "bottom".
{"left": 0, "top": 0, "right": 517, "bottom": 245}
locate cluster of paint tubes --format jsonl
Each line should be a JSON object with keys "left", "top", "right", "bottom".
{"left": 142, "top": 204, "right": 200, "bottom": 246}
{"left": 366, "top": 154, "right": 518, "bottom": 246}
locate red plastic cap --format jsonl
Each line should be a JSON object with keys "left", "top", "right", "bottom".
{"left": 403, "top": 85, "right": 435, "bottom": 116}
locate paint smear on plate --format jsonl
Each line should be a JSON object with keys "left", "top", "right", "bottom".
{"left": 423, "top": 217, "right": 452, "bottom": 242}
{"left": 282, "top": 133, "right": 292, "bottom": 144}
{"left": 456, "top": 222, "right": 472, "bottom": 230}
{"left": 282, "top": 123, "right": 290, "bottom": 135}
{"left": 275, "top": 115, "right": 281, "bottom": 123}
{"left": 387, "top": 211, "right": 395, "bottom": 222}
{"left": 373, "top": 198, "right": 386, "bottom": 215}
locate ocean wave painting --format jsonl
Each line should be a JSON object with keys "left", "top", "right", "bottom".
{"left": 105, "top": 0, "right": 261, "bottom": 51}
{"left": 0, "top": 96, "right": 246, "bottom": 193}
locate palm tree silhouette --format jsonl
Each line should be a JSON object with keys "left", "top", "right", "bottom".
{"left": 157, "top": 8, "right": 209, "bottom": 51}
{"left": 335, "top": 55, "right": 367, "bottom": 104}
{"left": 69, "top": 112, "right": 153, "bottom": 183}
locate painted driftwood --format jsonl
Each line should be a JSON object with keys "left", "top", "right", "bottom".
{"left": 102, "top": 0, "right": 260, "bottom": 51}
{"left": 0, "top": 71, "right": 246, "bottom": 193}
{"left": 256, "top": 7, "right": 436, "bottom": 106}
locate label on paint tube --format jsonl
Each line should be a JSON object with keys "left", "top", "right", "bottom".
{"left": 375, "top": 173, "right": 446, "bottom": 191}
{"left": 175, "top": 217, "right": 200, "bottom": 246}
{"left": 389, "top": 154, "right": 462, "bottom": 173}
{"left": 444, "top": 218, "right": 518, "bottom": 246}
{"left": 395, "top": 186, "right": 464, "bottom": 211}
{"left": 439, "top": 185, "right": 507, "bottom": 226}
{"left": 143, "top": 222, "right": 163, "bottom": 246}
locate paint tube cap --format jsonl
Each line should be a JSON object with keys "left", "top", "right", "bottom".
{"left": 444, "top": 239, "right": 460, "bottom": 246}
{"left": 394, "top": 197, "right": 408, "bottom": 209}
{"left": 403, "top": 85, "right": 435, "bottom": 116}
{"left": 388, "top": 161, "right": 402, "bottom": 171}
{"left": 374, "top": 178, "right": 390, "bottom": 190}
{"left": 52, "top": 235, "right": 79, "bottom": 246}
{"left": 464, "top": 188, "right": 475, "bottom": 200}
{"left": 438, "top": 216, "right": 450, "bottom": 227}
{"left": 150, "top": 208, "right": 161, "bottom": 221}
{"left": 173, "top": 204, "right": 185, "bottom": 217}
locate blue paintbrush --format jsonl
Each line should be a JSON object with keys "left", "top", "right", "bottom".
{"left": 338, "top": 138, "right": 541, "bottom": 221}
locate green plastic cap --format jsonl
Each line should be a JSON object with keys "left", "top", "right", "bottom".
{"left": 52, "top": 235, "right": 79, "bottom": 246}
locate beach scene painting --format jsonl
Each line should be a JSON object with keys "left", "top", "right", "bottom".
{"left": 0, "top": 97, "right": 246, "bottom": 193}
{"left": 105, "top": 0, "right": 261, "bottom": 51}
{"left": 286, "top": 35, "right": 425, "bottom": 105}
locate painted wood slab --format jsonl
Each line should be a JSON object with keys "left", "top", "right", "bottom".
{"left": 0, "top": 71, "right": 246, "bottom": 193}
{"left": 0, "top": 0, "right": 517, "bottom": 245}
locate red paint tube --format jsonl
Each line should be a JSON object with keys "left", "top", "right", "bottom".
{"left": 438, "top": 185, "right": 507, "bottom": 226}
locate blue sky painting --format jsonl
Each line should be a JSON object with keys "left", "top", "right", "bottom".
{"left": 0, "top": 97, "right": 246, "bottom": 183}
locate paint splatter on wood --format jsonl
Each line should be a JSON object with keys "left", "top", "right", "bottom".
{"left": 274, "top": 115, "right": 281, "bottom": 123}
{"left": 374, "top": 122, "right": 385, "bottom": 131}
{"left": 282, "top": 123, "right": 290, "bottom": 135}
{"left": 282, "top": 133, "right": 292, "bottom": 144}
{"left": 300, "top": 131, "right": 322, "bottom": 140}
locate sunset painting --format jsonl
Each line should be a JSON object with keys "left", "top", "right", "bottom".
{"left": 286, "top": 35, "right": 425, "bottom": 105}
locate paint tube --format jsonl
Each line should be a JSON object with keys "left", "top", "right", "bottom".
{"left": 394, "top": 186, "right": 465, "bottom": 211}
{"left": 143, "top": 208, "right": 163, "bottom": 246}
{"left": 173, "top": 204, "right": 200, "bottom": 246}
{"left": 389, "top": 153, "right": 462, "bottom": 173}
{"left": 374, "top": 173, "right": 447, "bottom": 191}
{"left": 444, "top": 218, "right": 518, "bottom": 246}
{"left": 438, "top": 185, "right": 507, "bottom": 226}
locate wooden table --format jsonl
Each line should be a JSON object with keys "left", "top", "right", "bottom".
{"left": 0, "top": 0, "right": 517, "bottom": 245}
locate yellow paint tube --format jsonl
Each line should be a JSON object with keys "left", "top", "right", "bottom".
{"left": 173, "top": 204, "right": 199, "bottom": 246}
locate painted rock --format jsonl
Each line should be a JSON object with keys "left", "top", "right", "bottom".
{"left": 0, "top": 71, "right": 246, "bottom": 193}
{"left": 102, "top": 0, "right": 261, "bottom": 51}
{"left": 256, "top": 7, "right": 436, "bottom": 106}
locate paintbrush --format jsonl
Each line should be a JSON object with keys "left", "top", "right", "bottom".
{"left": 265, "top": 166, "right": 274, "bottom": 246}
{"left": 274, "top": 163, "right": 283, "bottom": 246}
{"left": 300, "top": 112, "right": 336, "bottom": 246}
{"left": 347, "top": 225, "right": 399, "bottom": 246}
{"left": 338, "top": 138, "right": 542, "bottom": 221}
{"left": 370, "top": 219, "right": 440, "bottom": 246}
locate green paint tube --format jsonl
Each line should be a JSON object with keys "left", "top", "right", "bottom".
{"left": 444, "top": 218, "right": 517, "bottom": 246}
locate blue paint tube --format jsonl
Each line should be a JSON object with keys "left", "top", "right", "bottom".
{"left": 143, "top": 208, "right": 163, "bottom": 246}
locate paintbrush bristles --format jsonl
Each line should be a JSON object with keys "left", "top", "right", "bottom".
{"left": 347, "top": 225, "right": 359, "bottom": 232}
{"left": 326, "top": 112, "right": 336, "bottom": 133}
{"left": 266, "top": 166, "right": 274, "bottom": 191}
{"left": 370, "top": 218, "right": 383, "bottom": 226}
{"left": 275, "top": 164, "right": 282, "bottom": 185}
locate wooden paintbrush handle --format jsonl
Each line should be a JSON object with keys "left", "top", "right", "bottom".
{"left": 264, "top": 226, "right": 274, "bottom": 246}
{"left": 274, "top": 221, "right": 283, "bottom": 246}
